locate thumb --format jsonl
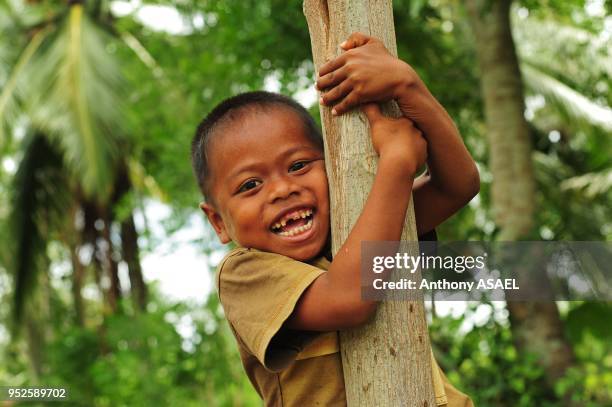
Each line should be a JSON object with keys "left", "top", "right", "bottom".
{"left": 361, "top": 103, "right": 383, "bottom": 124}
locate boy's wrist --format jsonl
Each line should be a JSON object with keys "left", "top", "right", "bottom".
{"left": 378, "top": 150, "right": 418, "bottom": 181}
{"left": 393, "top": 65, "right": 437, "bottom": 116}
{"left": 392, "top": 62, "right": 422, "bottom": 101}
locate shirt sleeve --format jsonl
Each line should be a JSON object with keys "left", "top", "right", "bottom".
{"left": 217, "top": 248, "right": 325, "bottom": 372}
{"left": 418, "top": 228, "right": 437, "bottom": 241}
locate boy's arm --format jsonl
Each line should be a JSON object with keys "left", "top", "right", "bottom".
{"left": 397, "top": 79, "right": 480, "bottom": 234}
{"left": 317, "top": 32, "right": 480, "bottom": 235}
{"left": 285, "top": 104, "right": 427, "bottom": 331}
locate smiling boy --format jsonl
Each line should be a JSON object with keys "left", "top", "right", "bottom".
{"left": 196, "top": 103, "right": 329, "bottom": 261}
{"left": 192, "top": 33, "right": 478, "bottom": 406}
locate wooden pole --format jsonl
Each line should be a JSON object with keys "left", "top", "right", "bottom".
{"left": 304, "top": 1, "right": 436, "bottom": 405}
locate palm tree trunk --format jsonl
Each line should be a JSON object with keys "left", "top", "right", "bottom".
{"left": 112, "top": 161, "right": 147, "bottom": 312}
{"left": 68, "top": 203, "right": 86, "bottom": 326}
{"left": 465, "top": 0, "right": 575, "bottom": 388}
{"left": 465, "top": 0, "right": 535, "bottom": 238}
{"left": 70, "top": 246, "right": 86, "bottom": 325}
{"left": 24, "top": 266, "right": 52, "bottom": 380}
{"left": 121, "top": 213, "right": 147, "bottom": 312}
{"left": 25, "top": 317, "right": 44, "bottom": 379}
{"left": 82, "top": 200, "right": 108, "bottom": 310}
{"left": 101, "top": 207, "right": 121, "bottom": 313}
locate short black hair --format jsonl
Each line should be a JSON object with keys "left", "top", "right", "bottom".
{"left": 191, "top": 91, "right": 323, "bottom": 202}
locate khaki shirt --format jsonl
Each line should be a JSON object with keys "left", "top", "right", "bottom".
{"left": 216, "top": 247, "right": 473, "bottom": 407}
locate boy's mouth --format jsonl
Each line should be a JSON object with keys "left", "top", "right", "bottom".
{"left": 270, "top": 208, "right": 315, "bottom": 237}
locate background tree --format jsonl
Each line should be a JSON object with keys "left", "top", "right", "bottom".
{"left": 463, "top": 0, "right": 612, "bottom": 394}
{"left": 464, "top": 0, "right": 575, "bottom": 391}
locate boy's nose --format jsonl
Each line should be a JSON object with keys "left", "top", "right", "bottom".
{"left": 268, "top": 176, "right": 300, "bottom": 203}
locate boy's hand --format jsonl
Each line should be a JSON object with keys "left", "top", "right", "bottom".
{"left": 362, "top": 103, "right": 427, "bottom": 177}
{"left": 317, "top": 32, "right": 420, "bottom": 115}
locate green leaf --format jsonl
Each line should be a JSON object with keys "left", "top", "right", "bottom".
{"left": 561, "top": 169, "right": 612, "bottom": 198}
{"left": 0, "top": 26, "right": 50, "bottom": 146}
{"left": 521, "top": 63, "right": 612, "bottom": 133}
{"left": 25, "top": 4, "right": 124, "bottom": 202}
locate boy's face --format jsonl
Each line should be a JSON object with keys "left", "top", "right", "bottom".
{"left": 201, "top": 107, "right": 330, "bottom": 261}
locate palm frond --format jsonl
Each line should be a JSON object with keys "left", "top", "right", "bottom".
{"left": 120, "top": 30, "right": 165, "bottom": 79}
{"left": 128, "top": 158, "right": 167, "bottom": 202}
{"left": 9, "top": 132, "right": 68, "bottom": 324}
{"left": 521, "top": 63, "right": 612, "bottom": 133}
{"left": 561, "top": 169, "right": 612, "bottom": 198}
{"left": 514, "top": 17, "right": 612, "bottom": 90}
{"left": 25, "top": 4, "right": 123, "bottom": 202}
{"left": 0, "top": 26, "right": 50, "bottom": 145}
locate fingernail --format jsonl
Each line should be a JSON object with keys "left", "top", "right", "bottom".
{"left": 319, "top": 97, "right": 325, "bottom": 105}
{"left": 331, "top": 108, "right": 338, "bottom": 116}
{"left": 340, "top": 41, "right": 347, "bottom": 48}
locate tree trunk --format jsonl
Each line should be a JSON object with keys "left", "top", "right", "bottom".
{"left": 121, "top": 212, "right": 147, "bottom": 312}
{"left": 304, "top": 1, "right": 435, "bottom": 405}
{"left": 465, "top": 0, "right": 535, "bottom": 239}
{"left": 25, "top": 316, "right": 44, "bottom": 379}
{"left": 100, "top": 207, "right": 121, "bottom": 313}
{"left": 24, "top": 269, "right": 52, "bottom": 380}
{"left": 465, "top": 0, "right": 575, "bottom": 387}
{"left": 69, "top": 203, "right": 86, "bottom": 326}
{"left": 82, "top": 200, "right": 110, "bottom": 311}
{"left": 69, "top": 243, "right": 86, "bottom": 326}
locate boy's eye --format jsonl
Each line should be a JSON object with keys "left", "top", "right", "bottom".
{"left": 289, "top": 161, "right": 308, "bottom": 172}
{"left": 237, "top": 179, "right": 261, "bottom": 193}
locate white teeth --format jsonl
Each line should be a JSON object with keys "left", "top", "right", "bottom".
{"left": 271, "top": 209, "right": 313, "bottom": 232}
{"left": 277, "top": 218, "right": 313, "bottom": 237}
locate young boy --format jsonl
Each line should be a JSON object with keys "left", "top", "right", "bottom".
{"left": 192, "top": 33, "right": 479, "bottom": 406}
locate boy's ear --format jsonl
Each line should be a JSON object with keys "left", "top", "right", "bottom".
{"left": 200, "top": 202, "right": 231, "bottom": 244}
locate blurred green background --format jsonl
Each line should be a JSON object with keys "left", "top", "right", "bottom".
{"left": 0, "top": 0, "right": 610, "bottom": 405}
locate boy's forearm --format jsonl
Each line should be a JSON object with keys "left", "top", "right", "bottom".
{"left": 395, "top": 74, "right": 479, "bottom": 198}
{"left": 326, "top": 156, "right": 415, "bottom": 316}
{"left": 341, "top": 154, "right": 414, "bottom": 246}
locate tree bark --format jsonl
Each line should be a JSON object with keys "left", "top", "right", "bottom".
{"left": 465, "top": 0, "right": 575, "bottom": 387}
{"left": 24, "top": 269, "right": 52, "bottom": 380}
{"left": 25, "top": 316, "right": 44, "bottom": 379}
{"left": 120, "top": 212, "right": 147, "bottom": 312}
{"left": 304, "top": 1, "right": 435, "bottom": 405}
{"left": 68, "top": 203, "right": 86, "bottom": 326}
{"left": 465, "top": 0, "right": 535, "bottom": 239}
{"left": 82, "top": 199, "right": 110, "bottom": 311}
{"left": 69, "top": 240, "right": 86, "bottom": 326}
{"left": 100, "top": 207, "right": 121, "bottom": 313}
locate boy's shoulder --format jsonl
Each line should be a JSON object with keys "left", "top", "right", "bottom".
{"left": 216, "top": 246, "right": 251, "bottom": 268}
{"left": 215, "top": 246, "right": 329, "bottom": 295}
{"left": 217, "top": 246, "right": 329, "bottom": 276}
{"left": 214, "top": 246, "right": 253, "bottom": 293}
{"left": 215, "top": 246, "right": 283, "bottom": 275}
{"left": 214, "top": 247, "right": 329, "bottom": 371}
